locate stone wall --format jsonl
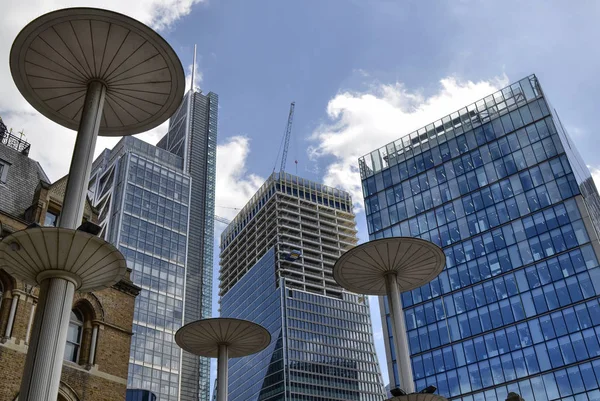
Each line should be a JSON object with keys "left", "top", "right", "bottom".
{"left": 0, "top": 272, "right": 139, "bottom": 401}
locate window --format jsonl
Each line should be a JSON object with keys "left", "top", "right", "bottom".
{"left": 44, "top": 210, "right": 59, "bottom": 227}
{"left": 64, "top": 310, "right": 83, "bottom": 363}
{"left": 0, "top": 160, "right": 8, "bottom": 184}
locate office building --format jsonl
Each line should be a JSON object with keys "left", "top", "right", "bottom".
{"left": 89, "top": 89, "right": 217, "bottom": 401}
{"left": 359, "top": 75, "right": 600, "bottom": 400}
{"left": 219, "top": 172, "right": 385, "bottom": 401}
{"left": 157, "top": 89, "right": 218, "bottom": 401}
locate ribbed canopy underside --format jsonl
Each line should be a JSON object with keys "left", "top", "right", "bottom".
{"left": 10, "top": 7, "right": 185, "bottom": 136}
{"left": 175, "top": 318, "right": 271, "bottom": 358}
{"left": 0, "top": 227, "right": 127, "bottom": 292}
{"left": 333, "top": 237, "right": 446, "bottom": 295}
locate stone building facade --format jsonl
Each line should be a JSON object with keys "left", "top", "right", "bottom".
{"left": 0, "top": 131, "right": 140, "bottom": 401}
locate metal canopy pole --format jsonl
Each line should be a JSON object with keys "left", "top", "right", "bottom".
{"left": 217, "top": 344, "right": 229, "bottom": 401}
{"left": 59, "top": 81, "right": 106, "bottom": 230}
{"left": 332, "top": 237, "right": 446, "bottom": 395}
{"left": 175, "top": 318, "right": 271, "bottom": 401}
{"left": 385, "top": 273, "right": 415, "bottom": 393}
{"left": 18, "top": 80, "right": 107, "bottom": 401}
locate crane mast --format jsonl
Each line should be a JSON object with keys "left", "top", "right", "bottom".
{"left": 279, "top": 102, "right": 295, "bottom": 172}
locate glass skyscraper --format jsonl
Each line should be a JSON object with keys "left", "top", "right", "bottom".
{"left": 219, "top": 172, "right": 386, "bottom": 401}
{"left": 359, "top": 75, "right": 600, "bottom": 401}
{"left": 157, "top": 89, "right": 218, "bottom": 401}
{"left": 89, "top": 89, "right": 217, "bottom": 401}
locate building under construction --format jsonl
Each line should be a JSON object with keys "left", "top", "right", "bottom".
{"left": 220, "top": 172, "right": 357, "bottom": 296}
{"left": 218, "top": 172, "right": 385, "bottom": 401}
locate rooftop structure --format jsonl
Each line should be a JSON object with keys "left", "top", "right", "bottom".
{"left": 0, "top": 119, "right": 30, "bottom": 156}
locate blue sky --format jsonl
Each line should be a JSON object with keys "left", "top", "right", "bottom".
{"left": 3, "top": 0, "right": 600, "bottom": 389}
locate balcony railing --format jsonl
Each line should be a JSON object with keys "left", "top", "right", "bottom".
{"left": 1, "top": 121, "right": 30, "bottom": 155}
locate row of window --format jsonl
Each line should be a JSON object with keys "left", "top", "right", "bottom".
{"left": 122, "top": 248, "right": 185, "bottom": 300}
{"left": 121, "top": 225, "right": 186, "bottom": 264}
{"left": 409, "top": 221, "right": 592, "bottom": 327}
{"left": 411, "top": 298, "right": 600, "bottom": 380}
{"left": 363, "top": 96, "right": 551, "bottom": 192}
{"left": 407, "top": 246, "right": 596, "bottom": 331}
{"left": 368, "top": 116, "right": 560, "bottom": 218}
{"left": 378, "top": 151, "right": 569, "bottom": 238}
{"left": 370, "top": 149, "right": 575, "bottom": 237}
{"left": 128, "top": 156, "right": 190, "bottom": 203}
{"left": 448, "top": 359, "right": 600, "bottom": 401}
{"left": 405, "top": 269, "right": 598, "bottom": 355}
{"left": 128, "top": 376, "right": 178, "bottom": 398}
{"left": 123, "top": 194, "right": 187, "bottom": 233}
{"left": 288, "top": 341, "right": 376, "bottom": 362}
{"left": 369, "top": 125, "right": 565, "bottom": 230}
{"left": 400, "top": 229, "right": 595, "bottom": 311}
{"left": 287, "top": 299, "right": 370, "bottom": 325}
{"left": 287, "top": 308, "right": 371, "bottom": 333}
{"left": 128, "top": 364, "right": 179, "bottom": 391}
{"left": 129, "top": 340, "right": 180, "bottom": 371}
{"left": 288, "top": 382, "right": 381, "bottom": 401}
{"left": 289, "top": 370, "right": 382, "bottom": 396}
{"left": 288, "top": 318, "right": 372, "bottom": 343}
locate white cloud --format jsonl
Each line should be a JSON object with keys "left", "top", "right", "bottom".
{"left": 0, "top": 0, "right": 204, "bottom": 181}
{"left": 309, "top": 75, "right": 509, "bottom": 209}
{"left": 214, "top": 136, "right": 265, "bottom": 228}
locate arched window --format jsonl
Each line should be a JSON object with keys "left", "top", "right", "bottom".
{"left": 64, "top": 310, "right": 83, "bottom": 363}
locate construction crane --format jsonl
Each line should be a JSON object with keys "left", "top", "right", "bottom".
{"left": 274, "top": 102, "right": 295, "bottom": 173}
{"left": 214, "top": 215, "right": 231, "bottom": 225}
{"left": 213, "top": 205, "right": 241, "bottom": 226}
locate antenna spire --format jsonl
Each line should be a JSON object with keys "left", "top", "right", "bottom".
{"left": 191, "top": 44, "right": 197, "bottom": 93}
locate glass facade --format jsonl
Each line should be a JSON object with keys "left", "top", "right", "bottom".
{"left": 88, "top": 89, "right": 217, "bottom": 401}
{"left": 221, "top": 249, "right": 285, "bottom": 400}
{"left": 221, "top": 248, "right": 385, "bottom": 401}
{"left": 90, "top": 139, "right": 191, "bottom": 400}
{"left": 285, "top": 289, "right": 384, "bottom": 400}
{"left": 157, "top": 90, "right": 218, "bottom": 401}
{"left": 360, "top": 75, "right": 600, "bottom": 400}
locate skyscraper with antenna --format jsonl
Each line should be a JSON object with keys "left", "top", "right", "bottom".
{"left": 87, "top": 46, "right": 216, "bottom": 400}
{"left": 156, "top": 46, "right": 218, "bottom": 401}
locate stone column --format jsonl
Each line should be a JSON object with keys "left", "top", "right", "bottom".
{"left": 3, "top": 293, "right": 18, "bottom": 339}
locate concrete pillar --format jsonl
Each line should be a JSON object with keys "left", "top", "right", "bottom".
{"left": 59, "top": 80, "right": 105, "bottom": 229}
{"left": 17, "top": 275, "right": 76, "bottom": 400}
{"left": 217, "top": 344, "right": 228, "bottom": 401}
{"left": 88, "top": 324, "right": 99, "bottom": 365}
{"left": 25, "top": 302, "right": 35, "bottom": 344}
{"left": 385, "top": 273, "right": 414, "bottom": 393}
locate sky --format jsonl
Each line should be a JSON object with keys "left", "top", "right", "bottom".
{"left": 3, "top": 0, "right": 600, "bottom": 390}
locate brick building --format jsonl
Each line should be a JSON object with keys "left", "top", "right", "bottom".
{"left": 0, "top": 126, "right": 140, "bottom": 401}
